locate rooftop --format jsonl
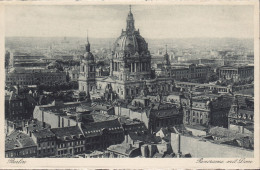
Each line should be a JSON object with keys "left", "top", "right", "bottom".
{"left": 32, "top": 129, "right": 55, "bottom": 139}
{"left": 5, "top": 131, "right": 36, "bottom": 151}
{"left": 51, "top": 126, "right": 84, "bottom": 141}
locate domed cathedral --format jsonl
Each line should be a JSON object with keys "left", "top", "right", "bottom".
{"left": 81, "top": 6, "right": 174, "bottom": 100}
{"left": 110, "top": 5, "right": 151, "bottom": 81}
{"left": 78, "top": 34, "right": 96, "bottom": 94}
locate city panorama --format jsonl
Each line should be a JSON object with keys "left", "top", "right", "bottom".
{"left": 4, "top": 4, "right": 254, "bottom": 158}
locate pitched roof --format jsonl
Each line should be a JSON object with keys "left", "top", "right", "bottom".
{"left": 107, "top": 144, "right": 139, "bottom": 156}
{"left": 128, "top": 132, "right": 158, "bottom": 144}
{"left": 5, "top": 131, "right": 36, "bottom": 151}
{"left": 82, "top": 119, "right": 123, "bottom": 137}
{"left": 51, "top": 126, "right": 84, "bottom": 141}
{"left": 32, "top": 129, "right": 55, "bottom": 139}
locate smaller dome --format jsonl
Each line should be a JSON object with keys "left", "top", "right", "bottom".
{"left": 83, "top": 52, "right": 94, "bottom": 61}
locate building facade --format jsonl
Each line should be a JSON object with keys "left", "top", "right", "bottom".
{"left": 218, "top": 65, "right": 254, "bottom": 82}
{"left": 170, "top": 64, "right": 211, "bottom": 83}
{"left": 6, "top": 67, "right": 67, "bottom": 86}
{"left": 78, "top": 6, "right": 174, "bottom": 100}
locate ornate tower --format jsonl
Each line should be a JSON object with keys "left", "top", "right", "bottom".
{"left": 126, "top": 5, "right": 135, "bottom": 33}
{"left": 78, "top": 34, "right": 96, "bottom": 94}
{"left": 111, "top": 5, "right": 152, "bottom": 81}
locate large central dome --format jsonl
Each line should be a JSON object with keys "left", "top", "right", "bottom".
{"left": 113, "top": 6, "right": 149, "bottom": 55}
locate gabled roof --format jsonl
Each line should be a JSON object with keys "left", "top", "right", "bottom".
{"left": 51, "top": 126, "right": 84, "bottom": 141}
{"left": 5, "top": 131, "right": 36, "bottom": 151}
{"left": 82, "top": 119, "right": 123, "bottom": 137}
{"left": 33, "top": 129, "right": 55, "bottom": 139}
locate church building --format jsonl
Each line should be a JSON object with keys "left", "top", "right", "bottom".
{"left": 79, "top": 6, "right": 174, "bottom": 100}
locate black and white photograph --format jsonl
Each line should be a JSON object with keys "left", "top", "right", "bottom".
{"left": 1, "top": 0, "right": 259, "bottom": 168}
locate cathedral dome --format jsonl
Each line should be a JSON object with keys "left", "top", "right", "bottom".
{"left": 113, "top": 5, "right": 149, "bottom": 56}
{"left": 114, "top": 33, "right": 148, "bottom": 55}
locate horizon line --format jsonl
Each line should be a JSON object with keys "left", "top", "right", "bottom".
{"left": 5, "top": 36, "right": 254, "bottom": 39}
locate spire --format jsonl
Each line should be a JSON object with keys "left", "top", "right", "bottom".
{"left": 126, "top": 5, "right": 135, "bottom": 32}
{"left": 164, "top": 44, "right": 170, "bottom": 66}
{"left": 86, "top": 30, "right": 90, "bottom": 52}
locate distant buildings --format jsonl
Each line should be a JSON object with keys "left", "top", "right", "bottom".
{"left": 9, "top": 52, "right": 47, "bottom": 68}
{"left": 170, "top": 64, "right": 211, "bottom": 83}
{"left": 6, "top": 67, "right": 67, "bottom": 86}
{"left": 218, "top": 65, "right": 254, "bottom": 82}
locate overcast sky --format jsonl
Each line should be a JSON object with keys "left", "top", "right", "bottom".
{"left": 5, "top": 5, "right": 254, "bottom": 39}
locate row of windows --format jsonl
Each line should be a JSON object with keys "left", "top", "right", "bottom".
{"left": 7, "top": 76, "right": 65, "bottom": 81}
{"left": 57, "top": 147, "right": 84, "bottom": 155}
{"left": 57, "top": 140, "right": 84, "bottom": 148}
{"left": 6, "top": 149, "right": 36, "bottom": 157}
{"left": 38, "top": 148, "right": 54, "bottom": 154}
{"left": 38, "top": 141, "right": 55, "bottom": 147}
{"left": 10, "top": 102, "right": 23, "bottom": 107}
{"left": 192, "top": 118, "right": 204, "bottom": 124}
{"left": 192, "top": 111, "right": 208, "bottom": 118}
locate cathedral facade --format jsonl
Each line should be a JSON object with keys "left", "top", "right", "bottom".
{"left": 79, "top": 6, "right": 174, "bottom": 100}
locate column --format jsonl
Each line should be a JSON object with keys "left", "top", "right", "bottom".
{"left": 140, "top": 62, "right": 142, "bottom": 71}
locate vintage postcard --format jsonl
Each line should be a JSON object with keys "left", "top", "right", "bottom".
{"left": 0, "top": 0, "right": 259, "bottom": 169}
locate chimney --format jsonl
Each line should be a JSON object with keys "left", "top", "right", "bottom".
{"left": 125, "top": 134, "right": 128, "bottom": 143}
{"left": 26, "top": 127, "right": 29, "bottom": 134}
{"left": 129, "top": 144, "right": 132, "bottom": 149}
{"left": 177, "top": 133, "right": 182, "bottom": 156}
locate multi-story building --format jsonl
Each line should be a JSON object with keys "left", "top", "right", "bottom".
{"left": 5, "top": 90, "right": 37, "bottom": 121}
{"left": 218, "top": 65, "right": 254, "bottom": 82}
{"left": 183, "top": 94, "right": 233, "bottom": 128}
{"left": 228, "top": 95, "right": 254, "bottom": 134}
{"left": 51, "top": 126, "right": 86, "bottom": 157}
{"left": 115, "top": 99, "right": 183, "bottom": 134}
{"left": 6, "top": 67, "right": 67, "bottom": 86}
{"left": 5, "top": 131, "right": 37, "bottom": 158}
{"left": 9, "top": 52, "right": 46, "bottom": 68}
{"left": 170, "top": 64, "right": 211, "bottom": 83}
{"left": 82, "top": 119, "right": 125, "bottom": 151}
{"left": 31, "top": 129, "right": 56, "bottom": 157}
